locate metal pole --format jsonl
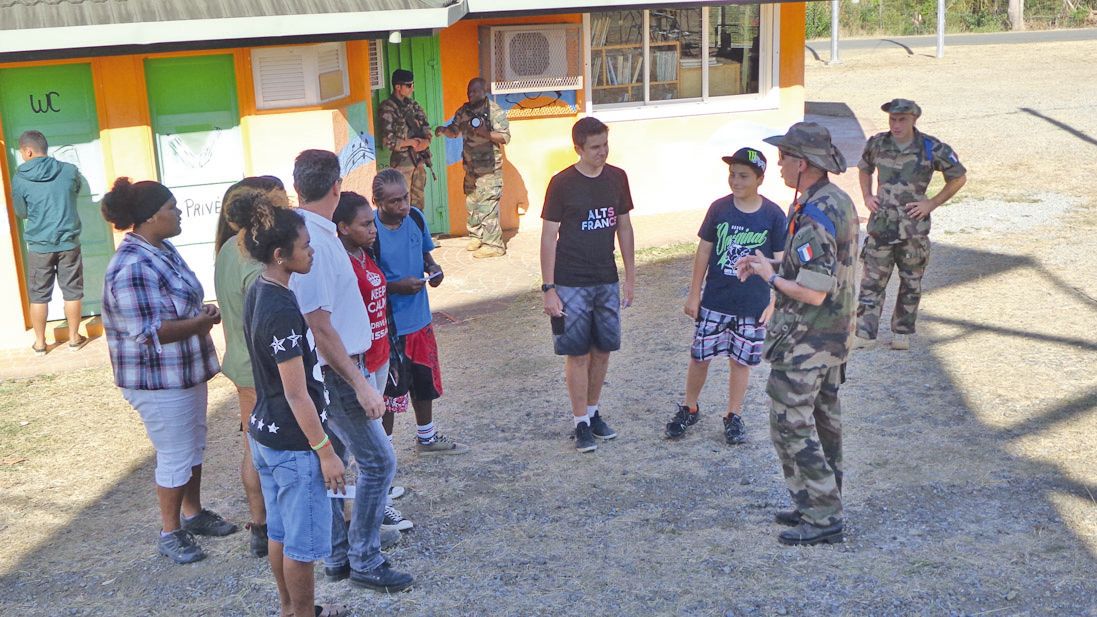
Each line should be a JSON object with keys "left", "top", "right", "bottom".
{"left": 936, "top": 0, "right": 945, "bottom": 58}
{"left": 829, "top": 0, "right": 841, "bottom": 65}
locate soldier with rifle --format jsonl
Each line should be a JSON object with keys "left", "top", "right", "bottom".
{"left": 378, "top": 69, "right": 435, "bottom": 211}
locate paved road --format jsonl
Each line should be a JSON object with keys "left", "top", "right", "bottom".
{"left": 807, "top": 26, "right": 1097, "bottom": 56}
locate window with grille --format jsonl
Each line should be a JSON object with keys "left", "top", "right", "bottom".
{"left": 368, "top": 40, "right": 385, "bottom": 91}
{"left": 252, "top": 43, "right": 350, "bottom": 110}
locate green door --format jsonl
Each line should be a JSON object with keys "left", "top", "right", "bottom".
{"left": 0, "top": 63, "right": 114, "bottom": 318}
{"left": 372, "top": 35, "right": 449, "bottom": 232}
{"left": 145, "top": 55, "right": 243, "bottom": 299}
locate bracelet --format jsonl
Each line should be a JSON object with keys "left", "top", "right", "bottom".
{"left": 310, "top": 435, "right": 331, "bottom": 451}
{"left": 768, "top": 273, "right": 780, "bottom": 289}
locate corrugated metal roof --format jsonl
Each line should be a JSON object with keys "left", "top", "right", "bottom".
{"left": 0, "top": 0, "right": 465, "bottom": 59}
{"left": 1, "top": 0, "right": 454, "bottom": 29}
{"left": 466, "top": 0, "right": 814, "bottom": 16}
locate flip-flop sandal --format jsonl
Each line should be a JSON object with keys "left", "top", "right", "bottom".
{"left": 32, "top": 344, "right": 47, "bottom": 356}
{"left": 68, "top": 335, "right": 88, "bottom": 351}
{"left": 315, "top": 605, "right": 349, "bottom": 617}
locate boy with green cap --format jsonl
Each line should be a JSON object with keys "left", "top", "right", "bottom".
{"left": 667, "top": 147, "right": 787, "bottom": 444}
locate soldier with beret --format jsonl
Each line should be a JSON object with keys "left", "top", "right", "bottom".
{"left": 855, "top": 98, "right": 967, "bottom": 350}
{"left": 737, "top": 122, "right": 857, "bottom": 546}
{"left": 378, "top": 69, "right": 434, "bottom": 212}
{"left": 436, "top": 77, "right": 511, "bottom": 258}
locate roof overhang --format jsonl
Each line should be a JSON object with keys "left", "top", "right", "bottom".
{"left": 466, "top": 0, "right": 806, "bottom": 17}
{"left": 0, "top": 1, "right": 466, "bottom": 63}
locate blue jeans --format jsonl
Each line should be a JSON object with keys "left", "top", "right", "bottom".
{"left": 248, "top": 437, "right": 332, "bottom": 562}
{"left": 322, "top": 361, "right": 395, "bottom": 572}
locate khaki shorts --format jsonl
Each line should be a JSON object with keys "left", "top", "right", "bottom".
{"left": 26, "top": 247, "right": 83, "bottom": 303}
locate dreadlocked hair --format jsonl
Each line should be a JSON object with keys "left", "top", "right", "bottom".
{"left": 372, "top": 168, "right": 407, "bottom": 205}
{"left": 224, "top": 187, "right": 302, "bottom": 265}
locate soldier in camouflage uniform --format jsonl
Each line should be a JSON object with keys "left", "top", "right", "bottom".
{"left": 856, "top": 99, "right": 967, "bottom": 350}
{"left": 738, "top": 122, "right": 856, "bottom": 546}
{"left": 436, "top": 78, "right": 511, "bottom": 258}
{"left": 378, "top": 69, "right": 433, "bottom": 212}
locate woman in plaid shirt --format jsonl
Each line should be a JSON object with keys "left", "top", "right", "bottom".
{"left": 101, "top": 177, "right": 236, "bottom": 564}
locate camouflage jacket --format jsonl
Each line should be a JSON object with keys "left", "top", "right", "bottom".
{"left": 764, "top": 179, "right": 857, "bottom": 371}
{"left": 858, "top": 128, "right": 966, "bottom": 241}
{"left": 378, "top": 94, "right": 432, "bottom": 169}
{"left": 443, "top": 99, "right": 510, "bottom": 176}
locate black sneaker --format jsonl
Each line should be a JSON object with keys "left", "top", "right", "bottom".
{"left": 574, "top": 422, "right": 597, "bottom": 453}
{"left": 350, "top": 560, "right": 415, "bottom": 593}
{"left": 158, "top": 529, "right": 206, "bottom": 564}
{"left": 665, "top": 404, "right": 700, "bottom": 439}
{"left": 181, "top": 508, "right": 239, "bottom": 537}
{"left": 723, "top": 414, "right": 746, "bottom": 444}
{"left": 246, "top": 522, "right": 268, "bottom": 557}
{"left": 589, "top": 411, "right": 617, "bottom": 440}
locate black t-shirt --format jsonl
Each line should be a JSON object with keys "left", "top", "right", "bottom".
{"left": 542, "top": 164, "right": 634, "bottom": 286}
{"left": 244, "top": 277, "right": 327, "bottom": 451}
{"left": 697, "top": 195, "right": 788, "bottom": 318}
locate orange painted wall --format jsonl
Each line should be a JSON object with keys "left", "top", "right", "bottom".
{"left": 0, "top": 43, "right": 379, "bottom": 345}
{"left": 438, "top": 14, "right": 583, "bottom": 236}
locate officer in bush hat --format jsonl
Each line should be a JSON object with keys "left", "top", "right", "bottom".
{"left": 738, "top": 121, "right": 857, "bottom": 546}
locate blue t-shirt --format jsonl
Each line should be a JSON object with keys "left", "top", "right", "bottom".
{"left": 374, "top": 208, "right": 435, "bottom": 335}
{"left": 697, "top": 195, "right": 788, "bottom": 318}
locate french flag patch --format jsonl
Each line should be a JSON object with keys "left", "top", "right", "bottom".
{"left": 796, "top": 243, "right": 814, "bottom": 262}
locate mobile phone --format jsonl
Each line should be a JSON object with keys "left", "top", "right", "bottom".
{"left": 550, "top": 313, "right": 566, "bottom": 336}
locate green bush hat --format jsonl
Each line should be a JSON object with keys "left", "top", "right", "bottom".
{"left": 763, "top": 122, "right": 846, "bottom": 174}
{"left": 880, "top": 98, "right": 921, "bottom": 117}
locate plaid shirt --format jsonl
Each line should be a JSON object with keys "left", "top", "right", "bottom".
{"left": 102, "top": 233, "right": 220, "bottom": 390}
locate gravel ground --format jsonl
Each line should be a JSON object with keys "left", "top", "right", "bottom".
{"left": 2, "top": 41, "right": 1096, "bottom": 616}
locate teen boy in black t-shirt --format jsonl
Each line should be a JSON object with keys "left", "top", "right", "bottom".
{"left": 540, "top": 117, "right": 636, "bottom": 453}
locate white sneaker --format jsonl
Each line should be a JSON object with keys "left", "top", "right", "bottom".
{"left": 382, "top": 505, "right": 413, "bottom": 532}
{"left": 890, "top": 334, "right": 910, "bottom": 350}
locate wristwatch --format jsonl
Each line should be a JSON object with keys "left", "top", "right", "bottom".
{"left": 767, "top": 274, "right": 779, "bottom": 289}
{"left": 541, "top": 283, "right": 556, "bottom": 292}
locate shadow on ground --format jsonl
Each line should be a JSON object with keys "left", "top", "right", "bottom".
{"left": 1, "top": 240, "right": 1095, "bottom": 616}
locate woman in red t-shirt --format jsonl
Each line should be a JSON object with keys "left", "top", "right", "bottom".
{"left": 334, "top": 191, "right": 389, "bottom": 377}
{"left": 334, "top": 192, "right": 411, "bottom": 526}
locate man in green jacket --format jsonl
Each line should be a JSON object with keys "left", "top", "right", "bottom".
{"left": 11, "top": 130, "right": 85, "bottom": 354}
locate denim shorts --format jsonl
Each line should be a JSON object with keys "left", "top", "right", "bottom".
{"left": 123, "top": 383, "right": 207, "bottom": 488}
{"left": 553, "top": 283, "right": 621, "bottom": 356}
{"left": 249, "top": 438, "right": 333, "bottom": 563}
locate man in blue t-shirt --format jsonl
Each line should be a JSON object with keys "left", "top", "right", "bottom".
{"left": 373, "top": 169, "right": 470, "bottom": 455}
{"left": 666, "top": 147, "right": 787, "bottom": 444}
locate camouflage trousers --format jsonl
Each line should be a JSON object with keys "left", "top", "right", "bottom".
{"left": 464, "top": 171, "right": 503, "bottom": 250}
{"left": 856, "top": 234, "right": 930, "bottom": 339}
{"left": 767, "top": 364, "right": 844, "bottom": 527}
{"left": 393, "top": 163, "right": 427, "bottom": 212}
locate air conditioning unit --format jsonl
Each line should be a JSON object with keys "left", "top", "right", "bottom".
{"left": 487, "top": 24, "right": 582, "bottom": 94}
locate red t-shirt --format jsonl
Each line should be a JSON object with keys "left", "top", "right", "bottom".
{"left": 348, "top": 251, "right": 390, "bottom": 372}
